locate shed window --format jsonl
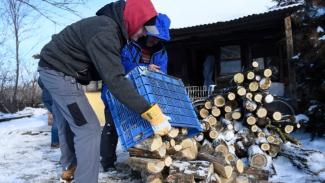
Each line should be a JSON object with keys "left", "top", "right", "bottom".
{"left": 220, "top": 45, "right": 241, "bottom": 75}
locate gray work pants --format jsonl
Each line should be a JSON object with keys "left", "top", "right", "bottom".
{"left": 38, "top": 67, "right": 101, "bottom": 183}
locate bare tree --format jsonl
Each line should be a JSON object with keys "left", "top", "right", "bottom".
{"left": 0, "top": 0, "right": 86, "bottom": 111}
{"left": 2, "top": 0, "right": 26, "bottom": 104}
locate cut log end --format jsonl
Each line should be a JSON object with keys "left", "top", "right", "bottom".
{"left": 199, "top": 108, "right": 209, "bottom": 119}
{"left": 214, "top": 95, "right": 226, "bottom": 107}
{"left": 164, "top": 156, "right": 173, "bottom": 167}
{"left": 227, "top": 92, "right": 236, "bottom": 101}
{"left": 250, "top": 155, "right": 267, "bottom": 169}
{"left": 232, "top": 111, "right": 242, "bottom": 120}
{"left": 236, "top": 159, "right": 244, "bottom": 173}
{"left": 252, "top": 61, "right": 259, "bottom": 68}
{"left": 260, "top": 143, "right": 270, "bottom": 151}
{"left": 212, "top": 106, "right": 221, "bottom": 117}
{"left": 266, "top": 136, "right": 275, "bottom": 143}
{"left": 259, "top": 78, "right": 272, "bottom": 90}
{"left": 254, "top": 93, "right": 263, "bottom": 103}
{"left": 234, "top": 73, "right": 245, "bottom": 84}
{"left": 247, "top": 71, "right": 255, "bottom": 80}
{"left": 264, "top": 94, "right": 274, "bottom": 103}
{"left": 246, "top": 115, "right": 257, "bottom": 125}
{"left": 257, "top": 132, "right": 266, "bottom": 138}
{"left": 237, "top": 87, "right": 247, "bottom": 96}
{"left": 246, "top": 92, "right": 253, "bottom": 100}
{"left": 205, "top": 101, "right": 213, "bottom": 110}
{"left": 209, "top": 130, "right": 219, "bottom": 139}
{"left": 284, "top": 125, "right": 294, "bottom": 134}
{"left": 264, "top": 68, "right": 272, "bottom": 78}
{"left": 256, "top": 107, "right": 268, "bottom": 118}
{"left": 168, "top": 128, "right": 180, "bottom": 139}
{"left": 249, "top": 81, "right": 259, "bottom": 92}
{"left": 272, "top": 112, "right": 282, "bottom": 121}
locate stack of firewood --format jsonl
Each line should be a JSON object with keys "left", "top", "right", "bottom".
{"left": 195, "top": 61, "right": 301, "bottom": 174}
{"left": 127, "top": 127, "right": 249, "bottom": 183}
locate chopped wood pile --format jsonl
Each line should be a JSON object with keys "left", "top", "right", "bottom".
{"left": 126, "top": 61, "right": 313, "bottom": 182}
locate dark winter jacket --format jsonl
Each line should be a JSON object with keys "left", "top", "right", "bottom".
{"left": 38, "top": 0, "right": 157, "bottom": 114}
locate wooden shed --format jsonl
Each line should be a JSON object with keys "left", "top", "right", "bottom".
{"left": 166, "top": 4, "right": 302, "bottom": 105}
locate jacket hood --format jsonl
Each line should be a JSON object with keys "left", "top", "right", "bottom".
{"left": 147, "top": 13, "right": 171, "bottom": 41}
{"left": 123, "top": 0, "right": 157, "bottom": 38}
{"left": 96, "top": 0, "right": 128, "bottom": 40}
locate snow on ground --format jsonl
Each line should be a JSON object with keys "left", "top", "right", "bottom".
{"left": 0, "top": 108, "right": 139, "bottom": 183}
{"left": 1, "top": 108, "right": 325, "bottom": 182}
{"left": 270, "top": 130, "right": 325, "bottom": 183}
{"left": 319, "top": 35, "right": 325, "bottom": 41}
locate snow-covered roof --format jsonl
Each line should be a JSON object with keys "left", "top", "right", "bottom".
{"left": 171, "top": 3, "right": 302, "bottom": 34}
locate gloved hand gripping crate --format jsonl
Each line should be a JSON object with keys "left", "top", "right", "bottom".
{"left": 104, "top": 66, "right": 203, "bottom": 149}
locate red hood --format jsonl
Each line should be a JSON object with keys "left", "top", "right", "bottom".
{"left": 123, "top": 0, "right": 157, "bottom": 38}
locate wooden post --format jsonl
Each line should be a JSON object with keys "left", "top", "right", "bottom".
{"left": 284, "top": 16, "right": 297, "bottom": 107}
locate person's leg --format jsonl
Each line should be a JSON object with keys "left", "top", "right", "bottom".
{"left": 100, "top": 108, "right": 118, "bottom": 171}
{"left": 39, "top": 67, "right": 101, "bottom": 183}
{"left": 52, "top": 102, "right": 76, "bottom": 168}
{"left": 51, "top": 115, "right": 60, "bottom": 147}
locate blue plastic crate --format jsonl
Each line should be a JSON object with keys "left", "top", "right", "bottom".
{"left": 105, "top": 67, "right": 202, "bottom": 149}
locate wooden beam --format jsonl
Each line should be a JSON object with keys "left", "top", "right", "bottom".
{"left": 284, "top": 16, "right": 297, "bottom": 107}
{"left": 285, "top": 16, "right": 294, "bottom": 59}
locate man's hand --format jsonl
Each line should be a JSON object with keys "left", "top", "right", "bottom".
{"left": 141, "top": 104, "right": 171, "bottom": 136}
{"left": 151, "top": 118, "right": 171, "bottom": 136}
{"left": 148, "top": 64, "right": 161, "bottom": 72}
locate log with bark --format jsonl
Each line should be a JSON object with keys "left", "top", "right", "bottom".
{"left": 197, "top": 152, "right": 233, "bottom": 179}
{"left": 128, "top": 146, "right": 166, "bottom": 159}
{"left": 169, "top": 160, "right": 214, "bottom": 181}
{"left": 243, "top": 167, "right": 269, "bottom": 181}
{"left": 166, "top": 173, "right": 195, "bottom": 183}
{"left": 141, "top": 171, "right": 163, "bottom": 183}
{"left": 173, "top": 138, "right": 198, "bottom": 160}
{"left": 127, "top": 157, "right": 165, "bottom": 174}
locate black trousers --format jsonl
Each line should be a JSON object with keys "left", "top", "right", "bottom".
{"left": 100, "top": 108, "right": 118, "bottom": 168}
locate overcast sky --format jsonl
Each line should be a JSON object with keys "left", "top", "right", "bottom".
{"left": 19, "top": 0, "right": 276, "bottom": 69}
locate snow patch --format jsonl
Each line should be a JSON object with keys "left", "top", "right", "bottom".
{"left": 308, "top": 105, "right": 318, "bottom": 112}
{"left": 0, "top": 108, "right": 137, "bottom": 182}
{"left": 316, "top": 8, "right": 325, "bottom": 17}
{"left": 317, "top": 26, "right": 324, "bottom": 33}
{"left": 292, "top": 53, "right": 301, "bottom": 60}
{"left": 295, "top": 114, "right": 309, "bottom": 123}
{"left": 319, "top": 35, "right": 325, "bottom": 41}
{"left": 307, "top": 152, "right": 325, "bottom": 173}
{"left": 270, "top": 156, "right": 308, "bottom": 182}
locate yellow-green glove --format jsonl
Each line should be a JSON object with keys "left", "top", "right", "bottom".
{"left": 141, "top": 104, "right": 171, "bottom": 136}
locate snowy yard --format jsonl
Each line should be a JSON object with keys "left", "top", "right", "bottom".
{"left": 0, "top": 108, "right": 324, "bottom": 183}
